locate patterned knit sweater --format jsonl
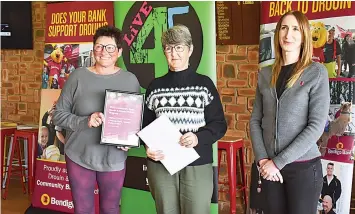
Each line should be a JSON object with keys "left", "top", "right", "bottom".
{"left": 143, "top": 67, "right": 227, "bottom": 166}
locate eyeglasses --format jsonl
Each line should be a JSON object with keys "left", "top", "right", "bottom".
{"left": 94, "top": 44, "right": 117, "bottom": 53}
{"left": 163, "top": 44, "right": 187, "bottom": 53}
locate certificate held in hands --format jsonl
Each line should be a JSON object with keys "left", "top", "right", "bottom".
{"left": 137, "top": 115, "right": 200, "bottom": 175}
{"left": 101, "top": 89, "right": 144, "bottom": 148}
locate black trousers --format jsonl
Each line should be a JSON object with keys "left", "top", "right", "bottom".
{"left": 347, "top": 63, "right": 355, "bottom": 77}
{"left": 262, "top": 157, "right": 323, "bottom": 214}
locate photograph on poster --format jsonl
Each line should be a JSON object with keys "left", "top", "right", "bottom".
{"left": 43, "top": 44, "right": 79, "bottom": 89}
{"left": 317, "top": 103, "right": 353, "bottom": 157}
{"left": 260, "top": 15, "right": 355, "bottom": 79}
{"left": 42, "top": 43, "right": 96, "bottom": 89}
{"left": 317, "top": 160, "right": 354, "bottom": 214}
{"left": 328, "top": 104, "right": 355, "bottom": 132}
{"left": 37, "top": 89, "right": 65, "bottom": 162}
{"left": 78, "top": 43, "right": 96, "bottom": 68}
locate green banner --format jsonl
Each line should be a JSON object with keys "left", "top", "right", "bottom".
{"left": 114, "top": 2, "right": 217, "bottom": 213}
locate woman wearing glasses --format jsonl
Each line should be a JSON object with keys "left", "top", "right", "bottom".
{"left": 53, "top": 25, "right": 140, "bottom": 214}
{"left": 142, "top": 24, "right": 227, "bottom": 214}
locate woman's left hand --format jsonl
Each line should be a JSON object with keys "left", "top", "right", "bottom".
{"left": 179, "top": 132, "right": 198, "bottom": 148}
{"left": 260, "top": 160, "right": 282, "bottom": 181}
{"left": 117, "top": 146, "right": 130, "bottom": 151}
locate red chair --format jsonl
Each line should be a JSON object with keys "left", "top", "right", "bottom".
{"left": 218, "top": 139, "right": 248, "bottom": 214}
{"left": 2, "top": 129, "right": 38, "bottom": 199}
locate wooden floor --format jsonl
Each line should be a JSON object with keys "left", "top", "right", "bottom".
{"left": 1, "top": 178, "right": 32, "bottom": 214}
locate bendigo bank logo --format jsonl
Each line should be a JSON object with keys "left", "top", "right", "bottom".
{"left": 41, "top": 194, "right": 50, "bottom": 206}
{"left": 40, "top": 193, "right": 74, "bottom": 209}
{"left": 336, "top": 142, "right": 344, "bottom": 150}
{"left": 121, "top": 1, "right": 203, "bottom": 89}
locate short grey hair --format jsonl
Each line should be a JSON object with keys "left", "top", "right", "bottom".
{"left": 161, "top": 24, "right": 192, "bottom": 48}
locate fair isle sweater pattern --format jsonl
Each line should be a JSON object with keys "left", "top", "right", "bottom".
{"left": 146, "top": 86, "right": 214, "bottom": 133}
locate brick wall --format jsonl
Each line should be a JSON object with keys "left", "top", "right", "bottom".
{"left": 1, "top": 2, "right": 46, "bottom": 124}
{"left": 217, "top": 45, "right": 259, "bottom": 213}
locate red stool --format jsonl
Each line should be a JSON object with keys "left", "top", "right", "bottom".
{"left": 218, "top": 139, "right": 248, "bottom": 214}
{"left": 1, "top": 127, "right": 16, "bottom": 188}
{"left": 3, "top": 129, "right": 38, "bottom": 199}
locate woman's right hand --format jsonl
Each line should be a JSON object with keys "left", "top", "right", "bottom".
{"left": 259, "top": 159, "right": 284, "bottom": 183}
{"left": 258, "top": 159, "right": 269, "bottom": 168}
{"left": 146, "top": 147, "right": 165, "bottom": 161}
{"left": 88, "top": 112, "right": 104, "bottom": 128}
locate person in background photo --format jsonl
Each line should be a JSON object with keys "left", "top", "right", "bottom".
{"left": 38, "top": 126, "right": 49, "bottom": 158}
{"left": 84, "top": 50, "right": 96, "bottom": 67}
{"left": 41, "top": 100, "right": 66, "bottom": 157}
{"left": 250, "top": 11, "right": 329, "bottom": 214}
{"left": 42, "top": 101, "right": 57, "bottom": 147}
{"left": 53, "top": 25, "right": 140, "bottom": 214}
{"left": 42, "top": 66, "right": 48, "bottom": 89}
{"left": 58, "top": 68, "right": 67, "bottom": 89}
{"left": 341, "top": 34, "right": 350, "bottom": 74}
{"left": 65, "top": 63, "right": 76, "bottom": 78}
{"left": 344, "top": 35, "right": 355, "bottom": 78}
{"left": 51, "top": 75, "right": 59, "bottom": 89}
{"left": 321, "top": 162, "right": 342, "bottom": 210}
{"left": 142, "top": 24, "right": 227, "bottom": 214}
{"left": 323, "top": 27, "right": 342, "bottom": 78}
{"left": 322, "top": 195, "right": 336, "bottom": 214}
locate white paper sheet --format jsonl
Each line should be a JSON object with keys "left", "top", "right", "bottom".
{"left": 137, "top": 115, "right": 200, "bottom": 175}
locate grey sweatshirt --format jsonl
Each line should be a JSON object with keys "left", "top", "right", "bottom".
{"left": 52, "top": 67, "right": 140, "bottom": 171}
{"left": 250, "top": 62, "right": 330, "bottom": 170}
